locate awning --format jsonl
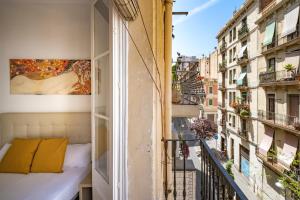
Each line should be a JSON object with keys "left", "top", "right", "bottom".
{"left": 278, "top": 134, "right": 298, "bottom": 168}
{"left": 238, "top": 45, "right": 247, "bottom": 59}
{"left": 282, "top": 6, "right": 300, "bottom": 37}
{"left": 113, "top": 0, "right": 139, "bottom": 21}
{"left": 263, "top": 22, "right": 276, "bottom": 46}
{"left": 236, "top": 73, "right": 247, "bottom": 86}
{"left": 259, "top": 127, "right": 274, "bottom": 156}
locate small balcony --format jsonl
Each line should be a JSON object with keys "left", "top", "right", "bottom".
{"left": 238, "top": 24, "right": 249, "bottom": 40}
{"left": 162, "top": 138, "right": 247, "bottom": 200}
{"left": 257, "top": 110, "right": 300, "bottom": 135}
{"left": 231, "top": 102, "right": 251, "bottom": 119}
{"left": 238, "top": 128, "right": 249, "bottom": 140}
{"left": 218, "top": 82, "right": 226, "bottom": 92}
{"left": 218, "top": 61, "right": 227, "bottom": 73}
{"left": 220, "top": 42, "right": 227, "bottom": 53}
{"left": 261, "top": 30, "right": 300, "bottom": 55}
{"left": 237, "top": 51, "right": 249, "bottom": 66}
{"left": 236, "top": 78, "right": 248, "bottom": 91}
{"left": 259, "top": 69, "right": 300, "bottom": 87}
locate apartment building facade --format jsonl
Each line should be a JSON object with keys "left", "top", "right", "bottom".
{"left": 199, "top": 51, "right": 219, "bottom": 124}
{"left": 217, "top": 0, "right": 300, "bottom": 199}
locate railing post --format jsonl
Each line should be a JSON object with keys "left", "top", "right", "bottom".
{"left": 172, "top": 141, "right": 177, "bottom": 200}
{"left": 164, "top": 140, "right": 169, "bottom": 200}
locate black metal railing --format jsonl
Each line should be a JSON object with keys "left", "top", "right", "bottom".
{"left": 238, "top": 129, "right": 248, "bottom": 140}
{"left": 258, "top": 110, "right": 300, "bottom": 129}
{"left": 261, "top": 29, "right": 299, "bottom": 53}
{"left": 237, "top": 52, "right": 248, "bottom": 65}
{"left": 259, "top": 69, "right": 298, "bottom": 84}
{"left": 162, "top": 138, "right": 248, "bottom": 200}
{"left": 219, "top": 61, "right": 227, "bottom": 73}
{"left": 238, "top": 24, "right": 249, "bottom": 40}
{"left": 220, "top": 42, "right": 227, "bottom": 52}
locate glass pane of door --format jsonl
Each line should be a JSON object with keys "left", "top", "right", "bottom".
{"left": 94, "top": 0, "right": 109, "bottom": 56}
{"left": 95, "top": 55, "right": 110, "bottom": 116}
{"left": 95, "top": 117, "right": 109, "bottom": 182}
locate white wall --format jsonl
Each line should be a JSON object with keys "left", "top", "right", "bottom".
{"left": 0, "top": 2, "right": 91, "bottom": 112}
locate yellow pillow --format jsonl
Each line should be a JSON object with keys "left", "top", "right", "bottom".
{"left": 0, "top": 138, "right": 41, "bottom": 174}
{"left": 31, "top": 138, "right": 68, "bottom": 173}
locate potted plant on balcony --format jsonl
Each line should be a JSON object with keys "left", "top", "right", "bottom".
{"left": 284, "top": 64, "right": 296, "bottom": 81}
{"left": 267, "top": 148, "right": 277, "bottom": 164}
{"left": 225, "top": 160, "right": 235, "bottom": 180}
{"left": 240, "top": 109, "right": 250, "bottom": 118}
{"left": 279, "top": 170, "right": 300, "bottom": 199}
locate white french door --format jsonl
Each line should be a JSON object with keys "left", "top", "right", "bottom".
{"left": 91, "top": 0, "right": 127, "bottom": 199}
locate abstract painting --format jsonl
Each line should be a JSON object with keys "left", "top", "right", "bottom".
{"left": 10, "top": 59, "right": 91, "bottom": 95}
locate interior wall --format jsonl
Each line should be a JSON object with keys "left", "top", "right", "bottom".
{"left": 0, "top": 2, "right": 91, "bottom": 112}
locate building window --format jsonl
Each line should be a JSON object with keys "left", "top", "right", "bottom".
{"left": 209, "top": 86, "right": 213, "bottom": 94}
{"left": 233, "top": 69, "right": 236, "bottom": 84}
{"left": 233, "top": 47, "right": 236, "bottom": 61}
{"left": 229, "top": 92, "right": 232, "bottom": 104}
{"left": 209, "top": 99, "right": 213, "bottom": 105}
{"left": 229, "top": 70, "right": 233, "bottom": 84}
{"left": 267, "top": 57, "right": 276, "bottom": 71}
{"left": 233, "top": 27, "right": 236, "bottom": 40}
{"left": 229, "top": 49, "right": 232, "bottom": 63}
{"left": 233, "top": 92, "right": 236, "bottom": 102}
{"left": 230, "top": 30, "right": 232, "bottom": 42}
{"left": 232, "top": 116, "right": 236, "bottom": 128}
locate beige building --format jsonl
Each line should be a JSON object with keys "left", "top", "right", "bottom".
{"left": 199, "top": 51, "right": 219, "bottom": 123}
{"left": 217, "top": 0, "right": 300, "bottom": 199}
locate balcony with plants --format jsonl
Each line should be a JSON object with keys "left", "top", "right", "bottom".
{"left": 218, "top": 60, "right": 227, "bottom": 73}
{"left": 230, "top": 100, "right": 251, "bottom": 119}
{"left": 278, "top": 152, "right": 300, "bottom": 200}
{"left": 257, "top": 110, "right": 300, "bottom": 135}
{"left": 259, "top": 64, "right": 300, "bottom": 87}
{"left": 220, "top": 41, "right": 227, "bottom": 52}
{"left": 238, "top": 23, "right": 249, "bottom": 40}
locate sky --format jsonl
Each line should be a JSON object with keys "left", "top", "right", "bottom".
{"left": 172, "top": 0, "right": 245, "bottom": 60}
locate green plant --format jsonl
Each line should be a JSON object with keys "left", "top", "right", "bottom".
{"left": 225, "top": 159, "right": 235, "bottom": 180}
{"left": 292, "top": 152, "right": 300, "bottom": 168}
{"left": 267, "top": 148, "right": 277, "bottom": 163}
{"left": 284, "top": 64, "right": 295, "bottom": 72}
{"left": 279, "top": 171, "right": 300, "bottom": 199}
{"left": 240, "top": 109, "right": 250, "bottom": 118}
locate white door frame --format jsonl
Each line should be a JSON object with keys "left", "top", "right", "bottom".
{"left": 91, "top": 1, "right": 128, "bottom": 199}
{"left": 111, "top": 5, "right": 128, "bottom": 200}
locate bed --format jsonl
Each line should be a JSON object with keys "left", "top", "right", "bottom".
{"left": 0, "top": 112, "right": 91, "bottom": 200}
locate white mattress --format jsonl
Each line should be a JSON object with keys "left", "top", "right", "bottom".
{"left": 0, "top": 166, "right": 91, "bottom": 200}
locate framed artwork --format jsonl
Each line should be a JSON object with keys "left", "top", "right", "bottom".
{"left": 10, "top": 59, "right": 91, "bottom": 95}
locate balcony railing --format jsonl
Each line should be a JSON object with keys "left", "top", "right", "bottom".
{"left": 162, "top": 138, "right": 248, "bottom": 200}
{"left": 237, "top": 52, "right": 249, "bottom": 65}
{"left": 259, "top": 69, "right": 299, "bottom": 85}
{"left": 238, "top": 24, "right": 249, "bottom": 40}
{"left": 220, "top": 42, "right": 227, "bottom": 52}
{"left": 219, "top": 61, "right": 227, "bottom": 73}
{"left": 261, "top": 29, "right": 299, "bottom": 54}
{"left": 258, "top": 110, "right": 300, "bottom": 132}
{"left": 218, "top": 82, "right": 226, "bottom": 91}
{"left": 238, "top": 129, "right": 248, "bottom": 140}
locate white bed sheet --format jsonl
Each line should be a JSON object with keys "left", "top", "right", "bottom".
{"left": 0, "top": 165, "right": 91, "bottom": 200}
